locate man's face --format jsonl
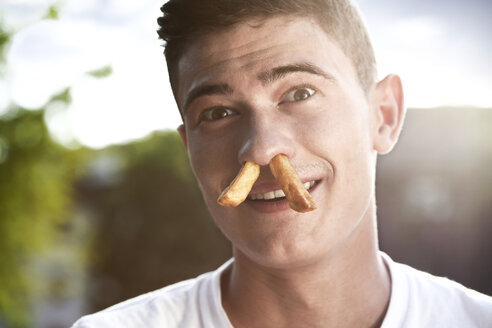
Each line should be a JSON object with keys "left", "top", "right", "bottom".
{"left": 176, "top": 16, "right": 380, "bottom": 269}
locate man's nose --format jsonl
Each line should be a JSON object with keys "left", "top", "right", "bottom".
{"left": 237, "top": 113, "right": 295, "bottom": 166}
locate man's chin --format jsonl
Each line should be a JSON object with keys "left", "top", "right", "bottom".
{"left": 232, "top": 237, "right": 329, "bottom": 272}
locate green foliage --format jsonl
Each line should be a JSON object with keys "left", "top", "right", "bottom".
{"left": 0, "top": 28, "right": 8, "bottom": 48}
{"left": 0, "top": 29, "right": 9, "bottom": 52}
{"left": 43, "top": 5, "right": 59, "bottom": 20}
{"left": 0, "top": 108, "right": 89, "bottom": 327}
{"left": 0, "top": 25, "right": 10, "bottom": 63}
{"left": 51, "top": 87, "right": 72, "bottom": 104}
{"left": 87, "top": 65, "right": 113, "bottom": 78}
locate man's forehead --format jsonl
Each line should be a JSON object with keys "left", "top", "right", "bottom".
{"left": 175, "top": 15, "right": 358, "bottom": 109}
{"left": 179, "top": 45, "right": 307, "bottom": 89}
{"left": 176, "top": 17, "right": 331, "bottom": 91}
{"left": 180, "top": 16, "right": 320, "bottom": 65}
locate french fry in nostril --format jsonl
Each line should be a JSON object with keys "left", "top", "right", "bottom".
{"left": 217, "top": 161, "right": 260, "bottom": 207}
{"left": 269, "top": 154, "right": 316, "bottom": 213}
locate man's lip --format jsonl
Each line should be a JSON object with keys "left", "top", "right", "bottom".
{"left": 244, "top": 180, "right": 321, "bottom": 213}
{"left": 249, "top": 177, "right": 322, "bottom": 195}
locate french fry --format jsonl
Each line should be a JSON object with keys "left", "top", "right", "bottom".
{"left": 217, "top": 161, "right": 260, "bottom": 207}
{"left": 269, "top": 154, "right": 316, "bottom": 212}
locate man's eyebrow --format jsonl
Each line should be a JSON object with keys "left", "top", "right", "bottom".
{"left": 183, "top": 83, "right": 234, "bottom": 113}
{"left": 257, "top": 62, "right": 335, "bottom": 84}
{"left": 182, "top": 63, "right": 332, "bottom": 113}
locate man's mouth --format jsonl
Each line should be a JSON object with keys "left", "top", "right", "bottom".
{"left": 248, "top": 180, "right": 319, "bottom": 201}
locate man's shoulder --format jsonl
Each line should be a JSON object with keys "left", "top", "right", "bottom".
{"left": 71, "top": 260, "right": 233, "bottom": 328}
{"left": 395, "top": 257, "right": 492, "bottom": 306}
{"left": 71, "top": 278, "right": 201, "bottom": 327}
{"left": 382, "top": 252, "right": 492, "bottom": 327}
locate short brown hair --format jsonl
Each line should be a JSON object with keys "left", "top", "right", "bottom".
{"left": 157, "top": 0, "right": 377, "bottom": 103}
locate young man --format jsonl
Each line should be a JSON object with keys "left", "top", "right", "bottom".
{"left": 73, "top": 0, "right": 492, "bottom": 326}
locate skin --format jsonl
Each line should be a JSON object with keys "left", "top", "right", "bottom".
{"left": 176, "top": 15, "right": 405, "bottom": 328}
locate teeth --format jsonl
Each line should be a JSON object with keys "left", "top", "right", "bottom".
{"left": 250, "top": 180, "right": 317, "bottom": 201}
{"left": 264, "top": 191, "right": 275, "bottom": 200}
{"left": 274, "top": 189, "right": 285, "bottom": 198}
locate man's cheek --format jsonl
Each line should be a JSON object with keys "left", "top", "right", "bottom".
{"left": 194, "top": 153, "right": 228, "bottom": 196}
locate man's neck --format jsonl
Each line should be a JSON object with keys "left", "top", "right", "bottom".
{"left": 221, "top": 210, "right": 391, "bottom": 328}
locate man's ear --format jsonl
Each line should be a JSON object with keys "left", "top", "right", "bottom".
{"left": 372, "top": 74, "right": 406, "bottom": 155}
{"left": 177, "top": 124, "right": 188, "bottom": 149}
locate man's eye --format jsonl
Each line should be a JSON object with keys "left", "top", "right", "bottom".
{"left": 282, "top": 87, "right": 316, "bottom": 103}
{"left": 200, "top": 107, "right": 236, "bottom": 122}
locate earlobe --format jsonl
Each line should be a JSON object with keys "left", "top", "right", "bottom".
{"left": 177, "top": 124, "right": 188, "bottom": 149}
{"left": 372, "top": 74, "right": 406, "bottom": 155}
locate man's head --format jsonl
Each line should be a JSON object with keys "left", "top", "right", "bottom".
{"left": 157, "top": 0, "right": 377, "bottom": 108}
{"left": 156, "top": 1, "right": 404, "bottom": 270}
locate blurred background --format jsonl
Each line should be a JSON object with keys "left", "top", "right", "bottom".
{"left": 0, "top": 0, "right": 491, "bottom": 327}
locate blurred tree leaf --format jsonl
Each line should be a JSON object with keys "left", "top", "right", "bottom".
{"left": 51, "top": 87, "right": 72, "bottom": 104}
{"left": 87, "top": 65, "right": 113, "bottom": 78}
{"left": 0, "top": 28, "right": 8, "bottom": 48}
{"left": 43, "top": 5, "right": 59, "bottom": 20}
{"left": 0, "top": 25, "right": 11, "bottom": 63}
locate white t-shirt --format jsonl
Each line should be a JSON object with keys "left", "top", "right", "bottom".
{"left": 72, "top": 253, "right": 492, "bottom": 327}
{"left": 379, "top": 253, "right": 492, "bottom": 327}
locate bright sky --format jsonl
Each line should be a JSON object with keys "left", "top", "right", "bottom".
{"left": 0, "top": 0, "right": 491, "bottom": 148}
